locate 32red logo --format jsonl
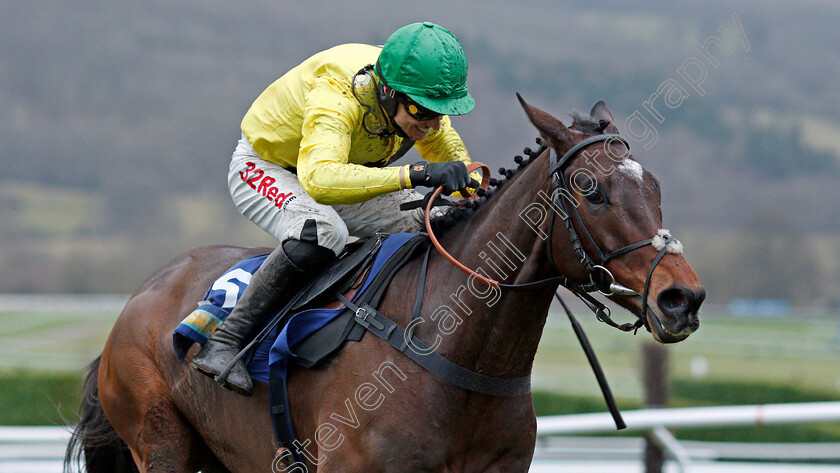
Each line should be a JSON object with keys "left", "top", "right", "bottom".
{"left": 240, "top": 162, "right": 295, "bottom": 210}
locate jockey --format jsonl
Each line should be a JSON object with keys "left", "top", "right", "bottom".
{"left": 191, "top": 22, "right": 479, "bottom": 395}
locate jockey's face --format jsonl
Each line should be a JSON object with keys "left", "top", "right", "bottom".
{"left": 394, "top": 103, "right": 442, "bottom": 141}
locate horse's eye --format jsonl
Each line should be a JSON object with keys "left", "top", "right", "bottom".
{"left": 586, "top": 188, "right": 605, "bottom": 204}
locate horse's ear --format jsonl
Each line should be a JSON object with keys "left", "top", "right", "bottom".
{"left": 590, "top": 100, "right": 620, "bottom": 133}
{"left": 516, "top": 93, "right": 574, "bottom": 149}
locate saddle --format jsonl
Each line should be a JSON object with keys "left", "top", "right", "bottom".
{"left": 260, "top": 232, "right": 430, "bottom": 369}
{"left": 174, "top": 231, "right": 531, "bottom": 467}
{"left": 173, "top": 233, "right": 428, "bottom": 371}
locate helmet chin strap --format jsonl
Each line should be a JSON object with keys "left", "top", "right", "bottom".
{"left": 374, "top": 62, "right": 409, "bottom": 139}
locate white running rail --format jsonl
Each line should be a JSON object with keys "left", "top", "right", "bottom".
{"left": 537, "top": 401, "right": 840, "bottom": 435}
{"left": 3, "top": 403, "right": 840, "bottom": 472}
{"left": 536, "top": 401, "right": 840, "bottom": 472}
{"left": 0, "top": 427, "right": 71, "bottom": 473}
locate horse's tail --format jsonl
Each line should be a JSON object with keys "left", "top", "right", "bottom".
{"left": 64, "top": 356, "right": 139, "bottom": 473}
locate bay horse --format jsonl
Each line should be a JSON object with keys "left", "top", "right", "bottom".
{"left": 65, "top": 96, "right": 704, "bottom": 473}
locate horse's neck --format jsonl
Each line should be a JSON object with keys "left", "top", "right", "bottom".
{"left": 425, "top": 157, "right": 560, "bottom": 377}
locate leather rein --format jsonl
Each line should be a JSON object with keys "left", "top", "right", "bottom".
{"left": 425, "top": 135, "right": 681, "bottom": 340}
{"left": 421, "top": 135, "right": 684, "bottom": 429}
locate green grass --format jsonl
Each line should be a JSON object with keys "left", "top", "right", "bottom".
{"left": 533, "top": 309, "right": 840, "bottom": 399}
{"left": 670, "top": 380, "right": 840, "bottom": 442}
{"left": 532, "top": 381, "right": 840, "bottom": 442}
{"left": 2, "top": 306, "right": 840, "bottom": 443}
{"left": 532, "top": 390, "right": 640, "bottom": 416}
{"left": 5, "top": 370, "right": 835, "bottom": 443}
{"left": 0, "top": 371, "right": 83, "bottom": 426}
{"left": 0, "top": 310, "right": 116, "bottom": 373}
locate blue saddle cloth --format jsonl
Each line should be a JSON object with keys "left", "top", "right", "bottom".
{"left": 173, "top": 232, "right": 419, "bottom": 383}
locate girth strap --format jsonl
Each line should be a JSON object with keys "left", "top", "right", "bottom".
{"left": 268, "top": 361, "right": 304, "bottom": 465}
{"left": 334, "top": 292, "right": 531, "bottom": 397}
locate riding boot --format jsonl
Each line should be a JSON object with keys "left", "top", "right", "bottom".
{"left": 191, "top": 244, "right": 308, "bottom": 395}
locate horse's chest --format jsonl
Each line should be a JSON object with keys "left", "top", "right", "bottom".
{"left": 368, "top": 398, "right": 536, "bottom": 472}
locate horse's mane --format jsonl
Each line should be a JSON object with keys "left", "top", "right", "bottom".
{"left": 429, "top": 137, "right": 547, "bottom": 235}
{"left": 430, "top": 111, "right": 612, "bottom": 235}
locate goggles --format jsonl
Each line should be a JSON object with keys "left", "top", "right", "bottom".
{"left": 397, "top": 95, "right": 442, "bottom": 121}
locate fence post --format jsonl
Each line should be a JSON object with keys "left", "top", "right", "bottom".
{"left": 643, "top": 342, "right": 669, "bottom": 473}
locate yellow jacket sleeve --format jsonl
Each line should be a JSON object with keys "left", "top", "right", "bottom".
{"left": 296, "top": 78, "right": 411, "bottom": 205}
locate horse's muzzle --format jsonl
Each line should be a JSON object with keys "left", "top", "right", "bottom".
{"left": 648, "top": 285, "right": 706, "bottom": 343}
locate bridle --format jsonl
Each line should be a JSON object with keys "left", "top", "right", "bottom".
{"left": 547, "top": 134, "right": 670, "bottom": 332}
{"left": 421, "top": 133, "right": 685, "bottom": 429}
{"left": 544, "top": 134, "right": 683, "bottom": 340}
{"left": 424, "top": 134, "right": 685, "bottom": 340}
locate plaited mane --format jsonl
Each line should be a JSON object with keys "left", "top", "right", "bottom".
{"left": 429, "top": 137, "right": 547, "bottom": 234}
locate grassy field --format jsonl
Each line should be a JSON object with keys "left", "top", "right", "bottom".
{"left": 1, "top": 300, "right": 839, "bottom": 440}
{"left": 0, "top": 309, "right": 117, "bottom": 372}
{"left": 0, "top": 371, "right": 82, "bottom": 426}
{"left": 530, "top": 304, "right": 840, "bottom": 441}
{"left": 3, "top": 373, "right": 837, "bottom": 441}
{"left": 533, "top": 305, "right": 840, "bottom": 400}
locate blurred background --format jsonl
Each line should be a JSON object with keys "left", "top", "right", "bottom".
{"left": 3, "top": 0, "right": 840, "bottom": 301}
{"left": 1, "top": 0, "right": 839, "bottom": 464}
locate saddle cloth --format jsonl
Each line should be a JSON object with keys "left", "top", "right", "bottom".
{"left": 172, "top": 232, "right": 427, "bottom": 383}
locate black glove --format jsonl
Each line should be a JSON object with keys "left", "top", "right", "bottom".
{"left": 409, "top": 161, "right": 480, "bottom": 195}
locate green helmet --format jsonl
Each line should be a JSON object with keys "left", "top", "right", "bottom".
{"left": 376, "top": 22, "right": 475, "bottom": 116}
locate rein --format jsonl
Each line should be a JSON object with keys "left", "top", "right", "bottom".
{"left": 423, "top": 162, "right": 496, "bottom": 285}
{"left": 424, "top": 136, "right": 682, "bottom": 336}
{"left": 421, "top": 136, "right": 683, "bottom": 429}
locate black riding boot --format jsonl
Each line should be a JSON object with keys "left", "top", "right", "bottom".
{"left": 191, "top": 239, "right": 334, "bottom": 395}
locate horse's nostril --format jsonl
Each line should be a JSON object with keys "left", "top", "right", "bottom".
{"left": 657, "top": 285, "right": 704, "bottom": 318}
{"left": 672, "top": 293, "right": 686, "bottom": 308}
{"left": 696, "top": 287, "right": 707, "bottom": 306}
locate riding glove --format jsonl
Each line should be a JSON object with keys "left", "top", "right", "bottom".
{"left": 409, "top": 161, "right": 480, "bottom": 195}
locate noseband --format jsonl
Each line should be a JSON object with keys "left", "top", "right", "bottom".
{"left": 545, "top": 134, "right": 682, "bottom": 340}
{"left": 418, "top": 134, "right": 684, "bottom": 430}
{"left": 421, "top": 134, "right": 684, "bottom": 338}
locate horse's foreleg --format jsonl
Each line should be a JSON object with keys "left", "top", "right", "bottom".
{"left": 129, "top": 399, "right": 201, "bottom": 472}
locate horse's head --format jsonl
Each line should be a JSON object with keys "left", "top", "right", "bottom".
{"left": 517, "top": 94, "right": 705, "bottom": 343}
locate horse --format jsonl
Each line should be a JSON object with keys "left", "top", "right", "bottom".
{"left": 65, "top": 96, "right": 705, "bottom": 473}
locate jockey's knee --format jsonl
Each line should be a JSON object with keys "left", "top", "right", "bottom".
{"left": 285, "top": 217, "right": 347, "bottom": 269}
{"left": 282, "top": 238, "right": 334, "bottom": 271}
